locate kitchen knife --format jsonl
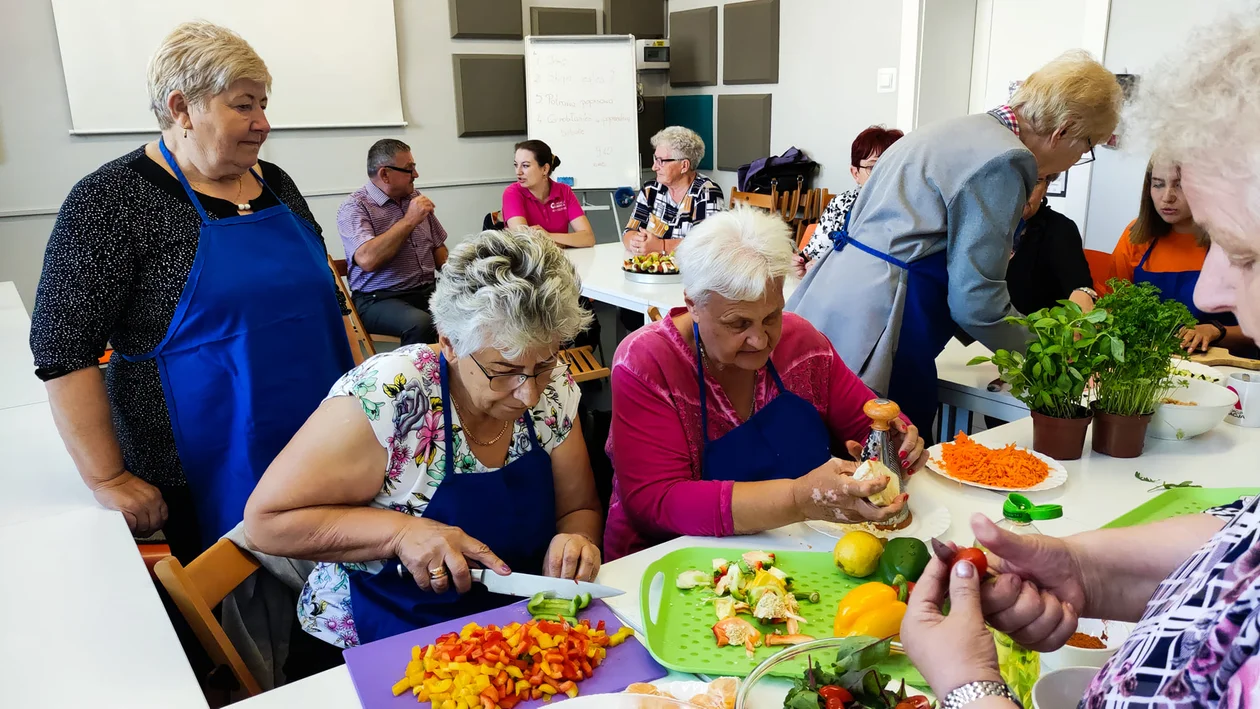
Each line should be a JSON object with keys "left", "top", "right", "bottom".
{"left": 394, "top": 564, "right": 624, "bottom": 599}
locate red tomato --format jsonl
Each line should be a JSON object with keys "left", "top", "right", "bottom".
{"left": 896, "top": 696, "right": 931, "bottom": 709}
{"left": 952, "top": 547, "right": 988, "bottom": 577}
{"left": 819, "top": 685, "right": 854, "bottom": 708}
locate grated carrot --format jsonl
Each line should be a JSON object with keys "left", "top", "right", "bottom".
{"left": 937, "top": 432, "right": 1050, "bottom": 488}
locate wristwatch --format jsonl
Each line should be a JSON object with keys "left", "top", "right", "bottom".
{"left": 942, "top": 681, "right": 1023, "bottom": 709}
{"left": 1209, "top": 321, "right": 1228, "bottom": 346}
{"left": 1073, "top": 286, "right": 1099, "bottom": 302}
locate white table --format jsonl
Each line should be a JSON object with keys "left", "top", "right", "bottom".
{"left": 0, "top": 282, "right": 48, "bottom": 411}
{"left": 936, "top": 339, "right": 1027, "bottom": 438}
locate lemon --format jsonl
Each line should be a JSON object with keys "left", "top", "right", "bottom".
{"left": 833, "top": 531, "right": 884, "bottom": 578}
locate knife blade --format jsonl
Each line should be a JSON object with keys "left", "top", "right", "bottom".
{"left": 392, "top": 563, "right": 624, "bottom": 599}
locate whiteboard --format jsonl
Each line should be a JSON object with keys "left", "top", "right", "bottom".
{"left": 525, "top": 36, "right": 640, "bottom": 191}
{"left": 50, "top": 0, "right": 405, "bottom": 134}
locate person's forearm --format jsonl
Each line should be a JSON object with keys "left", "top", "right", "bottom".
{"left": 353, "top": 217, "right": 418, "bottom": 272}
{"left": 662, "top": 238, "right": 680, "bottom": 255}
{"left": 557, "top": 508, "right": 603, "bottom": 545}
{"left": 1070, "top": 513, "right": 1223, "bottom": 621}
{"left": 45, "top": 367, "right": 127, "bottom": 489}
{"left": 434, "top": 246, "right": 449, "bottom": 269}
{"left": 244, "top": 503, "right": 412, "bottom": 563}
{"left": 731, "top": 479, "right": 803, "bottom": 534}
{"left": 547, "top": 229, "right": 595, "bottom": 248}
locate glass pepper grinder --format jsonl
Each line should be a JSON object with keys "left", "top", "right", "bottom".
{"left": 861, "top": 398, "right": 910, "bottom": 528}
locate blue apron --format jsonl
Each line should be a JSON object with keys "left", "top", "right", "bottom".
{"left": 347, "top": 353, "right": 557, "bottom": 644}
{"left": 830, "top": 211, "right": 956, "bottom": 441}
{"left": 1134, "top": 241, "right": 1237, "bottom": 326}
{"left": 120, "top": 140, "right": 353, "bottom": 549}
{"left": 694, "top": 323, "right": 832, "bottom": 482}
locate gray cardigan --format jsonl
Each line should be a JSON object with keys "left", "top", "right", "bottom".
{"left": 787, "top": 112, "right": 1036, "bottom": 395}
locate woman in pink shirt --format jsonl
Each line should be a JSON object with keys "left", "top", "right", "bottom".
{"left": 604, "top": 207, "right": 929, "bottom": 561}
{"left": 503, "top": 140, "right": 595, "bottom": 248}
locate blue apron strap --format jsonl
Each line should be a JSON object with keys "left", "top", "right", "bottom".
{"left": 830, "top": 208, "right": 910, "bottom": 270}
{"left": 521, "top": 408, "right": 541, "bottom": 450}
{"left": 440, "top": 353, "right": 456, "bottom": 478}
{"left": 765, "top": 358, "right": 787, "bottom": 394}
{"left": 1137, "top": 241, "right": 1156, "bottom": 270}
{"left": 158, "top": 139, "right": 211, "bottom": 224}
{"left": 693, "top": 321, "right": 709, "bottom": 448}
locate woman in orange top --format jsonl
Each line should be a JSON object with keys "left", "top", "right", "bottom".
{"left": 1111, "top": 161, "right": 1247, "bottom": 353}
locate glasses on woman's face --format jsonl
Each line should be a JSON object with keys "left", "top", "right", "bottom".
{"left": 653, "top": 155, "right": 683, "bottom": 166}
{"left": 469, "top": 354, "right": 565, "bottom": 393}
{"left": 1074, "top": 138, "right": 1096, "bottom": 167}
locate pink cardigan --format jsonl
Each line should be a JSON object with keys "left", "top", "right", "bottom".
{"left": 604, "top": 309, "right": 889, "bottom": 560}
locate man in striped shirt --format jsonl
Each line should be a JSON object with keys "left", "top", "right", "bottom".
{"left": 337, "top": 139, "right": 449, "bottom": 346}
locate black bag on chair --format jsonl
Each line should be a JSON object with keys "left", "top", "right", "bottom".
{"left": 483, "top": 211, "right": 506, "bottom": 231}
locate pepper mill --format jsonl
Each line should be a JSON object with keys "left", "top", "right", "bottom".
{"left": 861, "top": 398, "right": 912, "bottom": 529}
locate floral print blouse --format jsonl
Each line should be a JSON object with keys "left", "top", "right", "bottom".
{"left": 800, "top": 188, "right": 859, "bottom": 261}
{"left": 297, "top": 345, "right": 580, "bottom": 648}
{"left": 1083, "top": 496, "right": 1260, "bottom": 709}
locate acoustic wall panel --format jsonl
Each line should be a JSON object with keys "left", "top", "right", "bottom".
{"left": 453, "top": 55, "right": 527, "bottom": 136}
{"left": 663, "top": 94, "right": 715, "bottom": 172}
{"left": 605, "top": 0, "right": 665, "bottom": 39}
{"left": 639, "top": 96, "right": 666, "bottom": 170}
{"left": 724, "top": 0, "right": 780, "bottom": 85}
{"left": 669, "top": 7, "right": 718, "bottom": 87}
{"left": 530, "top": 7, "right": 598, "bottom": 35}
{"left": 449, "top": 0, "right": 523, "bottom": 39}
{"left": 717, "top": 94, "right": 772, "bottom": 171}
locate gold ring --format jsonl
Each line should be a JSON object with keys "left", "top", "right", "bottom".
{"left": 428, "top": 567, "right": 448, "bottom": 579}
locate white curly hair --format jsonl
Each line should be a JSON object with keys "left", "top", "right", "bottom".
{"left": 430, "top": 230, "right": 592, "bottom": 359}
{"left": 675, "top": 207, "right": 794, "bottom": 304}
{"left": 651, "top": 126, "right": 706, "bottom": 170}
{"left": 1129, "top": 1, "right": 1260, "bottom": 222}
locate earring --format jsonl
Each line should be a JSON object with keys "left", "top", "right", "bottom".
{"left": 183, "top": 128, "right": 188, "bottom": 138}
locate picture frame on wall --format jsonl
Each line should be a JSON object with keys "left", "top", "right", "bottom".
{"left": 1046, "top": 171, "right": 1068, "bottom": 198}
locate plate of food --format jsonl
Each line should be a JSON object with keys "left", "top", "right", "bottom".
{"left": 624, "top": 253, "right": 682, "bottom": 284}
{"left": 925, "top": 433, "right": 1067, "bottom": 492}
{"left": 805, "top": 496, "right": 951, "bottom": 542}
{"left": 1171, "top": 358, "right": 1226, "bottom": 385}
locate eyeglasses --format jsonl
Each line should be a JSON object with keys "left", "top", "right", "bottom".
{"left": 653, "top": 156, "right": 683, "bottom": 166}
{"left": 469, "top": 354, "right": 564, "bottom": 392}
{"left": 383, "top": 165, "right": 418, "bottom": 176}
{"left": 1074, "top": 138, "right": 1096, "bottom": 167}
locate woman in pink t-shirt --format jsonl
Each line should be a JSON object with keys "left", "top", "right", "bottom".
{"left": 502, "top": 140, "right": 595, "bottom": 248}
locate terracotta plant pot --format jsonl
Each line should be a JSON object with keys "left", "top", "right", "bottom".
{"left": 1030, "top": 408, "right": 1092, "bottom": 461}
{"left": 1091, "top": 406, "right": 1153, "bottom": 458}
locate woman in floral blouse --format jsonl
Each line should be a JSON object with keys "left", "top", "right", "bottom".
{"left": 245, "top": 229, "right": 603, "bottom": 647}
{"left": 900, "top": 11, "right": 1260, "bottom": 708}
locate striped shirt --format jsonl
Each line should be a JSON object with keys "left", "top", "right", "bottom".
{"left": 336, "top": 182, "right": 448, "bottom": 293}
{"left": 622, "top": 174, "right": 725, "bottom": 241}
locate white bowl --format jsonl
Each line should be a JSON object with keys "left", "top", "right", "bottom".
{"left": 1041, "top": 619, "right": 1132, "bottom": 670}
{"left": 1148, "top": 378, "right": 1239, "bottom": 440}
{"left": 1032, "top": 667, "right": 1099, "bottom": 709}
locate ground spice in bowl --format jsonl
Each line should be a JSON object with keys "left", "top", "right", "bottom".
{"left": 1066, "top": 633, "right": 1107, "bottom": 649}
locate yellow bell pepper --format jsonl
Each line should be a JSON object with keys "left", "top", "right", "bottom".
{"left": 833, "top": 582, "right": 908, "bottom": 638}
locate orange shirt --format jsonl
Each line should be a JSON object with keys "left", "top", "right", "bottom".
{"left": 1111, "top": 220, "right": 1207, "bottom": 283}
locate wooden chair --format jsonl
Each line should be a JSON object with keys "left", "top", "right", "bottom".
{"left": 155, "top": 539, "right": 264, "bottom": 698}
{"left": 560, "top": 345, "right": 611, "bottom": 383}
{"left": 328, "top": 257, "right": 405, "bottom": 365}
{"left": 646, "top": 306, "right": 663, "bottom": 322}
{"left": 729, "top": 179, "right": 780, "bottom": 212}
{"left": 137, "top": 542, "right": 171, "bottom": 580}
{"left": 1083, "top": 249, "right": 1115, "bottom": 296}
{"left": 797, "top": 222, "right": 819, "bottom": 253}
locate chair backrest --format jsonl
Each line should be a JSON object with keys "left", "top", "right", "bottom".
{"left": 155, "top": 539, "right": 264, "bottom": 697}
{"left": 797, "top": 222, "right": 818, "bottom": 252}
{"left": 327, "top": 256, "right": 377, "bottom": 365}
{"left": 729, "top": 189, "right": 778, "bottom": 212}
{"left": 559, "top": 345, "right": 611, "bottom": 383}
{"left": 646, "top": 306, "right": 663, "bottom": 322}
{"left": 1083, "top": 249, "right": 1115, "bottom": 295}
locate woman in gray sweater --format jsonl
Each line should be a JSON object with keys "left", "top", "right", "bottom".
{"left": 788, "top": 51, "right": 1122, "bottom": 439}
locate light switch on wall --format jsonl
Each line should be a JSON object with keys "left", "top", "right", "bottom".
{"left": 877, "top": 68, "right": 897, "bottom": 93}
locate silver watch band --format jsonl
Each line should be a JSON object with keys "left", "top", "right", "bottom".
{"left": 1073, "top": 286, "right": 1099, "bottom": 301}
{"left": 942, "top": 680, "right": 1022, "bottom": 709}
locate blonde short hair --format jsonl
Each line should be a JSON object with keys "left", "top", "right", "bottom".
{"left": 651, "top": 126, "right": 706, "bottom": 170}
{"left": 1130, "top": 2, "right": 1260, "bottom": 220}
{"left": 675, "top": 207, "right": 794, "bottom": 304}
{"left": 430, "top": 230, "right": 592, "bottom": 359}
{"left": 147, "top": 21, "right": 272, "bottom": 130}
{"left": 1010, "top": 50, "right": 1123, "bottom": 145}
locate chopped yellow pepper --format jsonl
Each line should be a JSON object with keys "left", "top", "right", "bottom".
{"left": 833, "top": 582, "right": 908, "bottom": 638}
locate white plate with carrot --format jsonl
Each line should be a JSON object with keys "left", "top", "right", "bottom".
{"left": 926, "top": 433, "right": 1068, "bottom": 492}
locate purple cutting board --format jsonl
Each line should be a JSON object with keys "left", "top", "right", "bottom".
{"left": 342, "top": 599, "right": 667, "bottom": 708}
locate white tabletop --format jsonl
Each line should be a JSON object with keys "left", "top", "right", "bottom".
{"left": 0, "top": 401, "right": 98, "bottom": 527}
{"left": 0, "top": 283, "right": 48, "bottom": 411}
{"left": 0, "top": 506, "right": 208, "bottom": 709}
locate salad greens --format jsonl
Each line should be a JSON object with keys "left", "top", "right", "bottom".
{"left": 784, "top": 637, "right": 915, "bottom": 709}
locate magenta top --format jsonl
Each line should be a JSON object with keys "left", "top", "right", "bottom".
{"left": 501, "top": 180, "right": 585, "bottom": 234}
{"left": 604, "top": 308, "right": 894, "bottom": 561}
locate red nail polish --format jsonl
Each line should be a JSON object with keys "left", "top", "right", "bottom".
{"left": 899, "top": 450, "right": 908, "bottom": 460}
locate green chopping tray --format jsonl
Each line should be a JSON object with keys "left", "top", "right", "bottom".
{"left": 639, "top": 547, "right": 926, "bottom": 685}
{"left": 1103, "top": 487, "right": 1259, "bottom": 528}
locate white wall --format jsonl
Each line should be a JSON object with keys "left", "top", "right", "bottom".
{"left": 1083, "top": 0, "right": 1235, "bottom": 252}
{"left": 913, "top": 0, "right": 976, "bottom": 129}
{"left": 0, "top": 0, "right": 620, "bottom": 311}
{"left": 664, "top": 0, "right": 905, "bottom": 196}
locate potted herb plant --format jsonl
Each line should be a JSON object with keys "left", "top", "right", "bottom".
{"left": 969, "top": 300, "right": 1117, "bottom": 460}
{"left": 1090, "top": 279, "right": 1196, "bottom": 458}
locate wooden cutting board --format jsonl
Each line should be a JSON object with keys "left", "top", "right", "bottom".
{"left": 1191, "top": 347, "right": 1260, "bottom": 370}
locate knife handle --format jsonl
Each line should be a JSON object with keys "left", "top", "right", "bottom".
{"left": 469, "top": 568, "right": 485, "bottom": 584}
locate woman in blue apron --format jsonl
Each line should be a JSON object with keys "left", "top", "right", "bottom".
{"left": 603, "top": 208, "right": 927, "bottom": 561}
{"left": 243, "top": 230, "right": 604, "bottom": 648}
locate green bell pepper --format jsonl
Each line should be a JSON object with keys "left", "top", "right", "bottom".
{"left": 876, "top": 537, "right": 930, "bottom": 585}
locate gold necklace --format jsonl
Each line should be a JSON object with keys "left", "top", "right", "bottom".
{"left": 449, "top": 389, "right": 509, "bottom": 447}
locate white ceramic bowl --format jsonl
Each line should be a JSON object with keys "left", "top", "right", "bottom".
{"left": 1041, "top": 619, "right": 1132, "bottom": 670}
{"left": 1032, "top": 667, "right": 1099, "bottom": 709}
{"left": 1149, "top": 378, "right": 1239, "bottom": 440}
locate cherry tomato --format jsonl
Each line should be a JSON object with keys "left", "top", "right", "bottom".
{"left": 819, "top": 685, "right": 854, "bottom": 708}
{"left": 952, "top": 547, "right": 988, "bottom": 577}
{"left": 896, "top": 696, "right": 932, "bottom": 709}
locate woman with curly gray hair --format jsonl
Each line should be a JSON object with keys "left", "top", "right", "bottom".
{"left": 621, "top": 126, "right": 725, "bottom": 256}
{"left": 246, "top": 230, "right": 603, "bottom": 646}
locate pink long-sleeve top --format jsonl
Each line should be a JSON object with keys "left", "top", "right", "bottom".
{"left": 604, "top": 308, "right": 891, "bottom": 561}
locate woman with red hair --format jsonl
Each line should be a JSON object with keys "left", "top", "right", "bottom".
{"left": 794, "top": 125, "right": 904, "bottom": 275}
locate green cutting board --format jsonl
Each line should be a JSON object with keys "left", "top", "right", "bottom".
{"left": 1103, "top": 488, "right": 1259, "bottom": 528}
{"left": 639, "top": 547, "right": 925, "bottom": 685}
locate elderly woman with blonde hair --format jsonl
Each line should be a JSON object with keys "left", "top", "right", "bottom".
{"left": 789, "top": 50, "right": 1123, "bottom": 438}
{"left": 621, "top": 125, "right": 725, "bottom": 256}
{"left": 245, "top": 229, "right": 604, "bottom": 646}
{"left": 603, "top": 207, "right": 928, "bottom": 560}
{"left": 900, "top": 8, "right": 1260, "bottom": 708}
{"left": 29, "top": 21, "right": 351, "bottom": 560}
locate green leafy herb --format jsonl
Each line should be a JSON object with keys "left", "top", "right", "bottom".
{"left": 1093, "top": 279, "right": 1197, "bottom": 417}
{"left": 1134, "top": 471, "right": 1201, "bottom": 492}
{"left": 784, "top": 637, "right": 911, "bottom": 709}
